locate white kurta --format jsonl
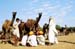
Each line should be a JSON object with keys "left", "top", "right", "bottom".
{"left": 21, "top": 35, "right": 28, "bottom": 46}
{"left": 27, "top": 35, "right": 37, "bottom": 46}
{"left": 48, "top": 18, "right": 58, "bottom": 44}
{"left": 37, "top": 35, "right": 45, "bottom": 45}
{"left": 13, "top": 22, "right": 20, "bottom": 38}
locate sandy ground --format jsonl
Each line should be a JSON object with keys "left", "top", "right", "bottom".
{"left": 0, "top": 33, "right": 75, "bottom": 49}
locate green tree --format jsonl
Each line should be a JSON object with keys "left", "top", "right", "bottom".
{"left": 56, "top": 25, "right": 61, "bottom": 30}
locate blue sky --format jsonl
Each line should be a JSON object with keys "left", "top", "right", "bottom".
{"left": 0, "top": 0, "right": 75, "bottom": 30}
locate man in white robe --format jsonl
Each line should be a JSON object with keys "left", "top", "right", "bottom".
{"left": 21, "top": 35, "right": 28, "bottom": 46}
{"left": 37, "top": 30, "right": 45, "bottom": 45}
{"left": 48, "top": 17, "right": 58, "bottom": 45}
{"left": 27, "top": 31, "right": 37, "bottom": 47}
{"left": 13, "top": 18, "right": 20, "bottom": 38}
{"left": 12, "top": 18, "right": 20, "bottom": 46}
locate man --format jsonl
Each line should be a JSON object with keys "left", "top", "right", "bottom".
{"left": 27, "top": 31, "right": 37, "bottom": 47}
{"left": 21, "top": 33, "right": 28, "bottom": 46}
{"left": 36, "top": 29, "right": 45, "bottom": 45}
{"left": 48, "top": 17, "right": 58, "bottom": 45}
{"left": 12, "top": 18, "right": 20, "bottom": 46}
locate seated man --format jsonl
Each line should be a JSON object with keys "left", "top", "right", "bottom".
{"left": 21, "top": 33, "right": 28, "bottom": 46}
{"left": 36, "top": 29, "right": 45, "bottom": 45}
{"left": 27, "top": 31, "right": 37, "bottom": 47}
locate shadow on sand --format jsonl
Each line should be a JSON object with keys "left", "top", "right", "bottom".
{"left": 59, "top": 40, "right": 75, "bottom": 44}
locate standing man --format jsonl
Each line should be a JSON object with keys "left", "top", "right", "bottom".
{"left": 48, "top": 17, "right": 58, "bottom": 45}
{"left": 12, "top": 18, "right": 20, "bottom": 46}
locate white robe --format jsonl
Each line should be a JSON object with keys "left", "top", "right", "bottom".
{"left": 13, "top": 22, "right": 20, "bottom": 38}
{"left": 21, "top": 35, "right": 28, "bottom": 46}
{"left": 37, "top": 35, "right": 45, "bottom": 45}
{"left": 27, "top": 35, "right": 37, "bottom": 46}
{"left": 48, "top": 18, "right": 58, "bottom": 44}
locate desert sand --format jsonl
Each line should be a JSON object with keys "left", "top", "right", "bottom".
{"left": 0, "top": 33, "right": 75, "bottom": 49}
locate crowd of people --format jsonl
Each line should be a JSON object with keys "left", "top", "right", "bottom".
{"left": 11, "top": 17, "right": 58, "bottom": 47}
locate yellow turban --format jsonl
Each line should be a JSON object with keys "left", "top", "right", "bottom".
{"left": 38, "top": 31, "right": 43, "bottom": 35}
{"left": 29, "top": 31, "right": 34, "bottom": 35}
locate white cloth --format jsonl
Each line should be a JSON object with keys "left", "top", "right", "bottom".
{"left": 21, "top": 35, "right": 28, "bottom": 46}
{"left": 37, "top": 35, "right": 45, "bottom": 45}
{"left": 48, "top": 18, "right": 58, "bottom": 44}
{"left": 13, "top": 22, "right": 20, "bottom": 38}
{"left": 27, "top": 35, "right": 37, "bottom": 46}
